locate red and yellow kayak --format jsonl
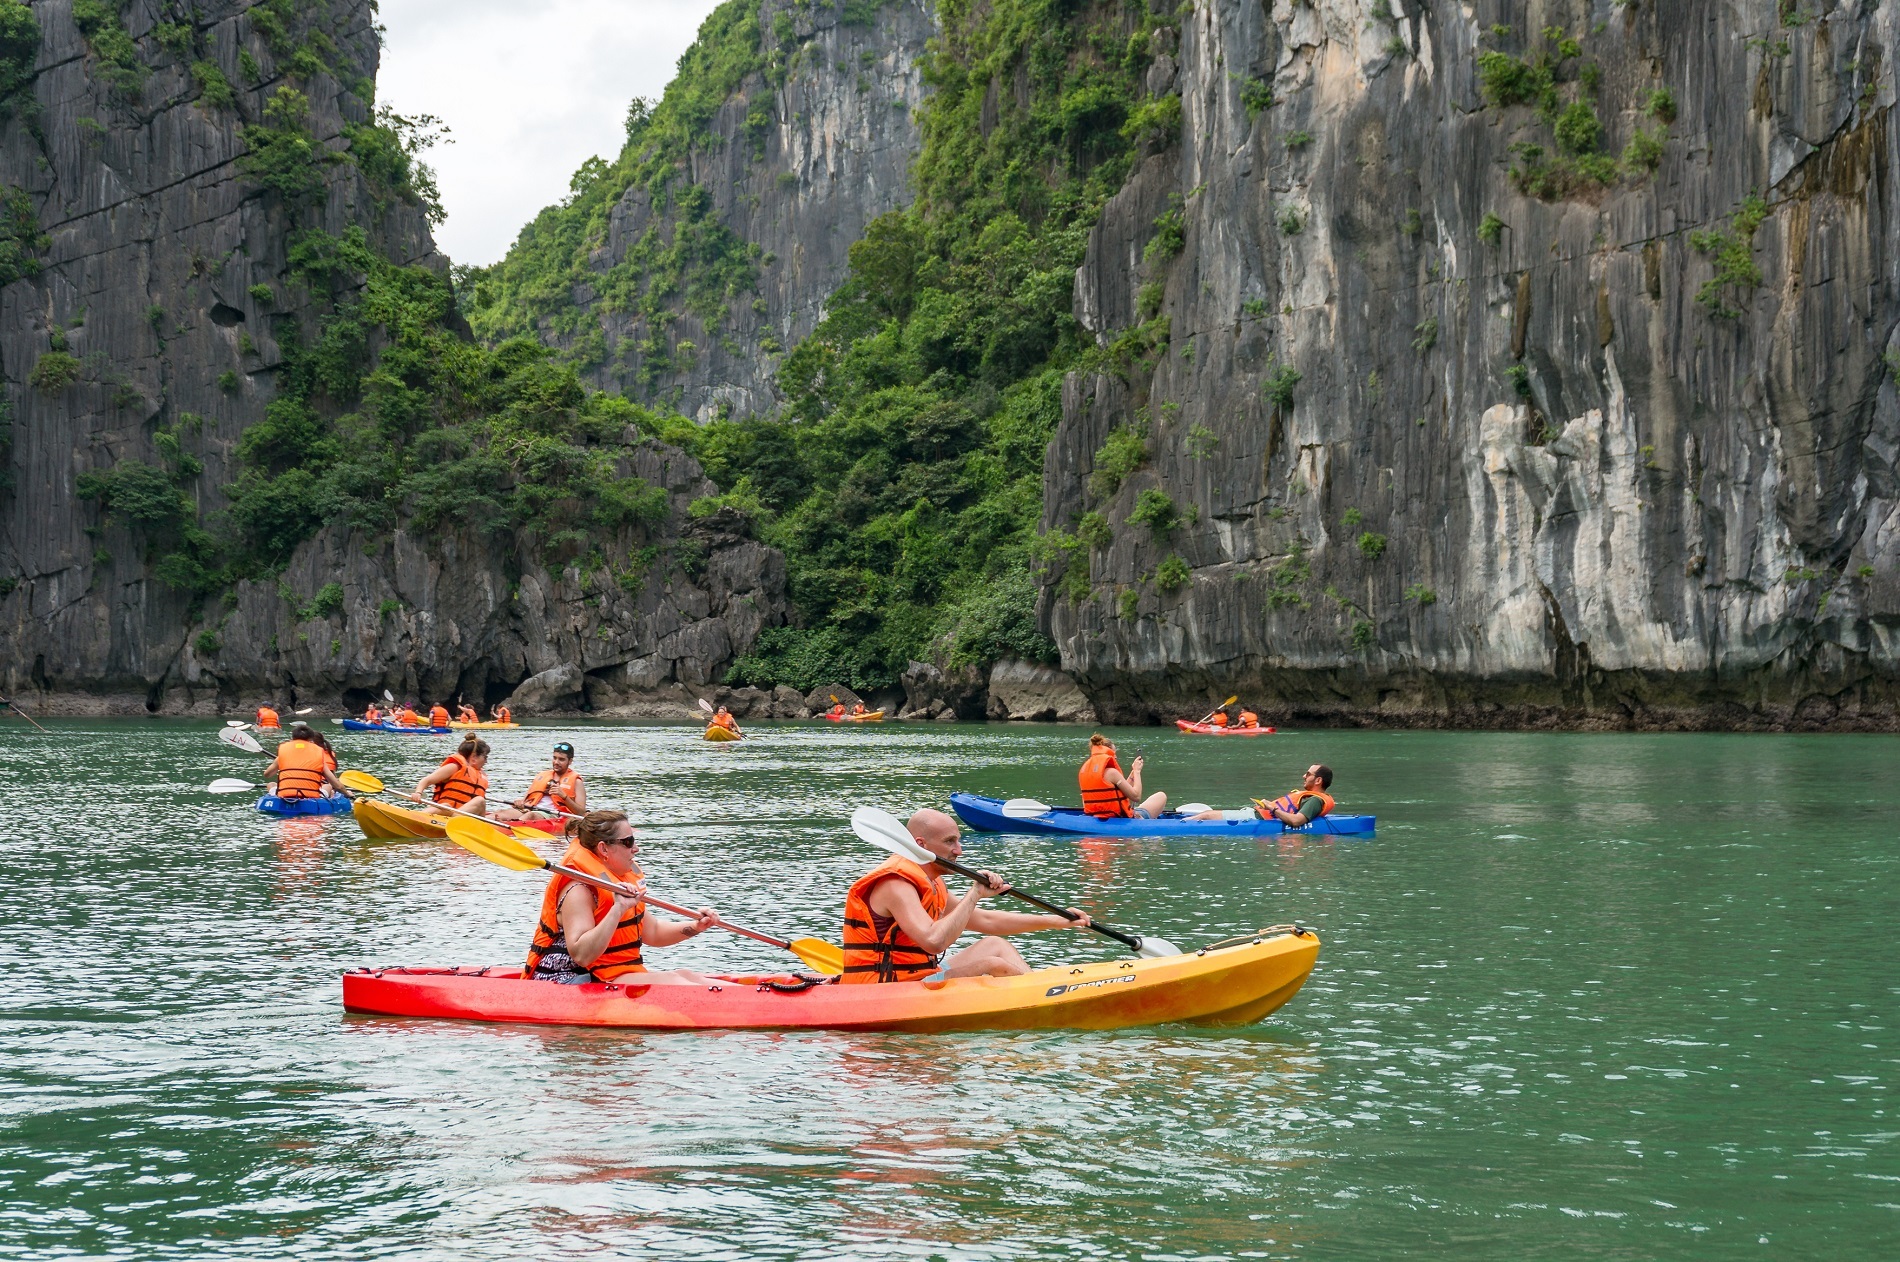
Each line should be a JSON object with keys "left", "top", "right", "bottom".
{"left": 341, "top": 927, "right": 1318, "bottom": 1033}
{"left": 1175, "top": 720, "right": 1276, "bottom": 735}
{"left": 351, "top": 798, "right": 562, "bottom": 841}
{"left": 824, "top": 710, "right": 885, "bottom": 723}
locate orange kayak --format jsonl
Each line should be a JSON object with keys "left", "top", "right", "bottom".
{"left": 1175, "top": 720, "right": 1276, "bottom": 735}
{"left": 341, "top": 926, "right": 1319, "bottom": 1033}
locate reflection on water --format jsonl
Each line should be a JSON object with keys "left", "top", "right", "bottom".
{"left": 0, "top": 720, "right": 1894, "bottom": 1258}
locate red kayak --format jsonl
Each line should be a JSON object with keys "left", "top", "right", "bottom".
{"left": 1176, "top": 720, "right": 1276, "bottom": 735}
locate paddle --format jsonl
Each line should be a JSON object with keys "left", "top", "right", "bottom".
{"left": 1001, "top": 796, "right": 1209, "bottom": 819}
{"left": 219, "top": 727, "right": 266, "bottom": 754}
{"left": 208, "top": 777, "right": 267, "bottom": 794}
{"left": 698, "top": 696, "right": 742, "bottom": 737}
{"left": 1192, "top": 695, "right": 1239, "bottom": 726}
{"left": 442, "top": 818, "right": 843, "bottom": 974}
{"left": 849, "top": 806, "right": 1180, "bottom": 958}
{"left": 338, "top": 770, "right": 550, "bottom": 841}
{"left": 0, "top": 697, "right": 49, "bottom": 732}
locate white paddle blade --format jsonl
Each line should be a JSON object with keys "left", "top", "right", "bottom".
{"left": 698, "top": 697, "right": 715, "bottom": 713}
{"left": 224, "top": 719, "right": 249, "bottom": 728}
{"left": 850, "top": 806, "right": 932, "bottom": 864}
{"left": 207, "top": 778, "right": 259, "bottom": 794}
{"left": 1175, "top": 803, "right": 1211, "bottom": 817}
{"left": 217, "top": 727, "right": 265, "bottom": 754}
{"left": 1136, "top": 936, "right": 1182, "bottom": 958}
{"left": 294, "top": 707, "right": 314, "bottom": 716}
{"left": 1001, "top": 798, "right": 1054, "bottom": 819}
{"left": 383, "top": 689, "right": 395, "bottom": 702}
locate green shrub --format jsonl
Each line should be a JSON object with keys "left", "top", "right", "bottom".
{"left": 1076, "top": 509, "right": 1112, "bottom": 550}
{"left": 1117, "top": 587, "right": 1140, "bottom": 620}
{"left": 239, "top": 87, "right": 335, "bottom": 203}
{"left": 1266, "top": 540, "right": 1310, "bottom": 609}
{"left": 1622, "top": 128, "right": 1665, "bottom": 172}
{"left": 30, "top": 350, "right": 81, "bottom": 391}
{"left": 192, "top": 61, "right": 235, "bottom": 109}
{"left": 1553, "top": 101, "right": 1601, "bottom": 154}
{"left": 217, "top": 369, "right": 240, "bottom": 393}
{"left": 1356, "top": 531, "right": 1388, "bottom": 560}
{"left": 1185, "top": 423, "right": 1218, "bottom": 458}
{"left": 376, "top": 598, "right": 402, "bottom": 618}
{"left": 1156, "top": 553, "right": 1190, "bottom": 592}
{"left": 1412, "top": 316, "right": 1438, "bottom": 353}
{"left": 1478, "top": 212, "right": 1506, "bottom": 244}
{"left": 1241, "top": 78, "right": 1273, "bottom": 119}
{"left": 1264, "top": 362, "right": 1301, "bottom": 411}
{"left": 1644, "top": 87, "right": 1677, "bottom": 122}
{"left": 1405, "top": 582, "right": 1437, "bottom": 605}
{"left": 1144, "top": 198, "right": 1185, "bottom": 263}
{"left": 1284, "top": 129, "right": 1312, "bottom": 149}
{"left": 1136, "top": 280, "right": 1164, "bottom": 319}
{"left": 0, "top": 184, "right": 47, "bottom": 286}
{"left": 1342, "top": 507, "right": 1363, "bottom": 527}
{"left": 1277, "top": 205, "right": 1305, "bottom": 236}
{"left": 938, "top": 566, "right": 1056, "bottom": 667}
{"left": 1350, "top": 618, "right": 1376, "bottom": 649}
{"left": 1689, "top": 193, "right": 1771, "bottom": 318}
{"left": 71, "top": 0, "right": 145, "bottom": 96}
{"left": 194, "top": 629, "right": 221, "bottom": 655}
{"left": 1120, "top": 93, "right": 1181, "bottom": 147}
{"left": 1088, "top": 425, "right": 1148, "bottom": 499}
{"left": 1128, "top": 488, "right": 1179, "bottom": 536}
{"left": 249, "top": 283, "right": 275, "bottom": 305}
{"left": 1506, "top": 363, "right": 1532, "bottom": 397}
{"left": 0, "top": 1, "right": 40, "bottom": 108}
{"left": 1476, "top": 49, "right": 1555, "bottom": 111}
{"left": 306, "top": 581, "right": 345, "bottom": 619}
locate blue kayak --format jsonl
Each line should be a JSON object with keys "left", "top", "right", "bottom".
{"left": 340, "top": 719, "right": 453, "bottom": 734}
{"left": 256, "top": 794, "right": 353, "bottom": 817}
{"left": 949, "top": 792, "right": 1375, "bottom": 838}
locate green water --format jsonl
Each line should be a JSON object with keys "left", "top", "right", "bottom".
{"left": 0, "top": 720, "right": 1893, "bottom": 1259}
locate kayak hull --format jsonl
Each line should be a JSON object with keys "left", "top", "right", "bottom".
{"left": 350, "top": 798, "right": 562, "bottom": 840}
{"left": 824, "top": 710, "right": 885, "bottom": 723}
{"left": 256, "top": 794, "right": 352, "bottom": 817}
{"left": 950, "top": 792, "right": 1375, "bottom": 838}
{"left": 1175, "top": 720, "right": 1276, "bottom": 735}
{"left": 341, "top": 928, "right": 1319, "bottom": 1033}
{"left": 703, "top": 725, "right": 743, "bottom": 742}
{"left": 341, "top": 719, "right": 453, "bottom": 734}
{"left": 449, "top": 721, "right": 520, "bottom": 730}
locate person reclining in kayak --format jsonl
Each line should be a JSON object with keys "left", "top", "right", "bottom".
{"left": 524, "top": 809, "right": 722, "bottom": 987}
{"left": 842, "top": 809, "right": 1090, "bottom": 983}
{"left": 261, "top": 725, "right": 349, "bottom": 800}
{"left": 1079, "top": 734, "right": 1167, "bottom": 818}
{"left": 416, "top": 737, "right": 491, "bottom": 816}
{"left": 1187, "top": 764, "right": 1335, "bottom": 825}
{"left": 496, "top": 741, "right": 586, "bottom": 822}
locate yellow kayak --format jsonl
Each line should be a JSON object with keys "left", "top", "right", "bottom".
{"left": 449, "top": 721, "right": 520, "bottom": 729}
{"left": 351, "top": 798, "right": 562, "bottom": 841}
{"left": 703, "top": 725, "right": 743, "bottom": 742}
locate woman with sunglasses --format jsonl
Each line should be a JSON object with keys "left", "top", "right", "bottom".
{"left": 523, "top": 810, "right": 723, "bottom": 986}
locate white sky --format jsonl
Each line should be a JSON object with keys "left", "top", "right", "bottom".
{"left": 374, "top": 0, "right": 724, "bottom": 267}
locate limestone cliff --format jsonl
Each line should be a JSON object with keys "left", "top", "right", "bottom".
{"left": 0, "top": 0, "right": 786, "bottom": 713}
{"left": 1043, "top": 0, "right": 1900, "bottom": 729}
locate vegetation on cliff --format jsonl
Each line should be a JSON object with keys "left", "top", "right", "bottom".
{"left": 471, "top": 0, "right": 1177, "bottom": 691}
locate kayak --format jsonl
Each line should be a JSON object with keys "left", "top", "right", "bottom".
{"left": 341, "top": 925, "right": 1319, "bottom": 1032}
{"left": 1176, "top": 720, "right": 1276, "bottom": 735}
{"left": 703, "top": 725, "right": 742, "bottom": 742}
{"left": 449, "top": 721, "right": 520, "bottom": 730}
{"left": 256, "top": 794, "right": 352, "bottom": 817}
{"left": 341, "top": 719, "right": 453, "bottom": 734}
{"left": 824, "top": 710, "right": 885, "bottom": 723}
{"left": 351, "top": 797, "right": 563, "bottom": 840}
{"left": 949, "top": 792, "right": 1375, "bottom": 838}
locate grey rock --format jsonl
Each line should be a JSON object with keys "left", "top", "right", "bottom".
{"left": 986, "top": 656, "right": 1096, "bottom": 723}
{"left": 508, "top": 664, "right": 585, "bottom": 714}
{"left": 804, "top": 682, "right": 860, "bottom": 711}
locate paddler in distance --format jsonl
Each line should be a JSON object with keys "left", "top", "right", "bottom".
{"left": 428, "top": 702, "right": 451, "bottom": 728}
{"left": 524, "top": 809, "right": 723, "bottom": 986}
{"left": 707, "top": 705, "right": 741, "bottom": 737}
{"left": 255, "top": 704, "right": 281, "bottom": 730}
{"left": 496, "top": 741, "right": 587, "bottom": 822}
{"left": 415, "top": 736, "right": 491, "bottom": 816}
{"left": 1079, "top": 733, "right": 1167, "bottom": 818}
{"left": 456, "top": 702, "right": 479, "bottom": 724}
{"left": 1188, "top": 764, "right": 1335, "bottom": 825}
{"left": 491, "top": 703, "right": 512, "bottom": 725}
{"left": 260, "top": 724, "right": 350, "bottom": 800}
{"left": 841, "top": 808, "right": 1090, "bottom": 983}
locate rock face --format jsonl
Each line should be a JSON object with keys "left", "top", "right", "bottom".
{"left": 1041, "top": 0, "right": 1900, "bottom": 729}
{"left": 544, "top": 0, "right": 934, "bottom": 421}
{"left": 0, "top": 1, "right": 789, "bottom": 712}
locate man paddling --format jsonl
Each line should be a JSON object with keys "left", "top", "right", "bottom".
{"left": 524, "top": 810, "right": 724, "bottom": 987}
{"left": 428, "top": 702, "right": 451, "bottom": 728}
{"left": 1187, "top": 764, "right": 1335, "bottom": 825}
{"left": 841, "top": 808, "right": 1090, "bottom": 983}
{"left": 496, "top": 741, "right": 587, "bottom": 822}
{"left": 261, "top": 725, "right": 349, "bottom": 800}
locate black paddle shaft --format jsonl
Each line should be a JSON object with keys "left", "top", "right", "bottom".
{"left": 935, "top": 855, "right": 1146, "bottom": 955}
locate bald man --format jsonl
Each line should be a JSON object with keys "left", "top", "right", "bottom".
{"left": 839, "top": 808, "right": 1092, "bottom": 983}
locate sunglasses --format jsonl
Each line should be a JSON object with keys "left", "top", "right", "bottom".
{"left": 599, "top": 833, "right": 637, "bottom": 848}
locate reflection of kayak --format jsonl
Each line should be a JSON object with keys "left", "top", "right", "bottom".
{"left": 824, "top": 710, "right": 885, "bottom": 723}
{"left": 256, "top": 794, "right": 352, "bottom": 817}
{"left": 703, "top": 725, "right": 743, "bottom": 742}
{"left": 341, "top": 926, "right": 1319, "bottom": 1032}
{"left": 949, "top": 793, "right": 1375, "bottom": 838}
{"left": 351, "top": 798, "right": 562, "bottom": 840}
{"left": 449, "top": 721, "right": 520, "bottom": 730}
{"left": 341, "top": 719, "right": 453, "bottom": 734}
{"left": 1175, "top": 720, "right": 1276, "bottom": 735}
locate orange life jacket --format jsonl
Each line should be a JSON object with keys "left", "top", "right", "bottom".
{"left": 494, "top": 706, "right": 511, "bottom": 724}
{"left": 1079, "top": 748, "right": 1131, "bottom": 818}
{"left": 256, "top": 707, "right": 280, "bottom": 729}
{"left": 274, "top": 739, "right": 328, "bottom": 799}
{"left": 523, "top": 767, "right": 583, "bottom": 812}
{"left": 1264, "top": 789, "right": 1335, "bottom": 820}
{"left": 431, "top": 753, "right": 488, "bottom": 809}
{"left": 523, "top": 842, "right": 646, "bottom": 980}
{"left": 841, "top": 855, "right": 948, "bottom": 983}
{"left": 429, "top": 705, "right": 450, "bottom": 727}
{"left": 1238, "top": 711, "right": 1259, "bottom": 727}
{"left": 1209, "top": 712, "right": 1229, "bottom": 727}
{"left": 457, "top": 706, "right": 478, "bottom": 723}
{"left": 851, "top": 704, "right": 866, "bottom": 715}
{"left": 363, "top": 705, "right": 380, "bottom": 723}
{"left": 829, "top": 705, "right": 844, "bottom": 717}
{"left": 711, "top": 711, "right": 737, "bottom": 731}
